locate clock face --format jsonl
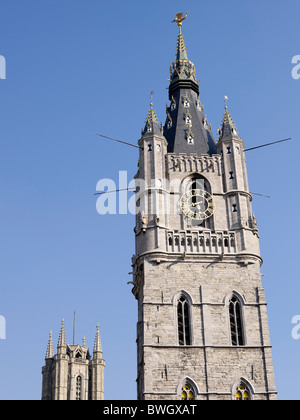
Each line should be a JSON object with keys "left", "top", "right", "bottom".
{"left": 180, "top": 189, "right": 215, "bottom": 220}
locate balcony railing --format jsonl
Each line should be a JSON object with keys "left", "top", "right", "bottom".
{"left": 166, "top": 230, "right": 236, "bottom": 254}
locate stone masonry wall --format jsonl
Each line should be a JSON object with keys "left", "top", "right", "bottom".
{"left": 137, "top": 257, "right": 276, "bottom": 400}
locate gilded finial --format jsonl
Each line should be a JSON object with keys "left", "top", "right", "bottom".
{"left": 172, "top": 11, "right": 189, "bottom": 31}
{"left": 220, "top": 94, "right": 241, "bottom": 140}
{"left": 149, "top": 90, "right": 155, "bottom": 108}
{"left": 224, "top": 95, "right": 228, "bottom": 110}
{"left": 144, "top": 93, "right": 159, "bottom": 129}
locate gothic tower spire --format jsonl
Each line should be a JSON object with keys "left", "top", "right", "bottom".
{"left": 45, "top": 331, "right": 54, "bottom": 359}
{"left": 169, "top": 12, "right": 198, "bottom": 93}
{"left": 175, "top": 22, "right": 188, "bottom": 61}
{"left": 164, "top": 13, "right": 217, "bottom": 156}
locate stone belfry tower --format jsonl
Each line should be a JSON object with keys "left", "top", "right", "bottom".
{"left": 41, "top": 320, "right": 105, "bottom": 400}
{"left": 131, "top": 13, "right": 277, "bottom": 400}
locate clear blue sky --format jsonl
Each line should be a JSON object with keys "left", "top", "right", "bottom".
{"left": 0, "top": 0, "right": 299, "bottom": 400}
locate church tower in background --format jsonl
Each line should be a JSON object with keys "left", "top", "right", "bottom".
{"left": 131, "top": 13, "right": 277, "bottom": 400}
{"left": 41, "top": 320, "right": 105, "bottom": 400}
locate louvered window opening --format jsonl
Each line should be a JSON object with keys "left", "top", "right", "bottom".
{"left": 178, "top": 296, "right": 191, "bottom": 346}
{"left": 229, "top": 296, "right": 244, "bottom": 346}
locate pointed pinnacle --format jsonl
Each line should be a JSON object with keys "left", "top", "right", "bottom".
{"left": 57, "top": 318, "right": 66, "bottom": 348}
{"left": 46, "top": 330, "right": 54, "bottom": 359}
{"left": 93, "top": 324, "right": 102, "bottom": 354}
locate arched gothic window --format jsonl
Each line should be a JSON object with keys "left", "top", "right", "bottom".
{"left": 76, "top": 376, "right": 82, "bottom": 400}
{"left": 75, "top": 350, "right": 82, "bottom": 359}
{"left": 177, "top": 295, "right": 191, "bottom": 346}
{"left": 235, "top": 383, "right": 250, "bottom": 400}
{"left": 229, "top": 295, "right": 244, "bottom": 346}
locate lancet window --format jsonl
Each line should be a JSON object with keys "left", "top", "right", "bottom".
{"left": 177, "top": 295, "right": 191, "bottom": 346}
{"left": 76, "top": 376, "right": 82, "bottom": 400}
{"left": 229, "top": 295, "right": 244, "bottom": 346}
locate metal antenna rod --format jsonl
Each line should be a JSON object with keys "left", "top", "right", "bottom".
{"left": 94, "top": 133, "right": 143, "bottom": 150}
{"left": 73, "top": 311, "right": 75, "bottom": 345}
{"left": 244, "top": 137, "right": 292, "bottom": 152}
{"left": 250, "top": 192, "right": 271, "bottom": 198}
{"left": 94, "top": 188, "right": 271, "bottom": 199}
{"left": 94, "top": 187, "right": 136, "bottom": 196}
{"left": 95, "top": 134, "right": 291, "bottom": 153}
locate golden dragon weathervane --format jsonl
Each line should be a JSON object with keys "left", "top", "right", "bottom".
{"left": 172, "top": 11, "right": 189, "bottom": 28}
